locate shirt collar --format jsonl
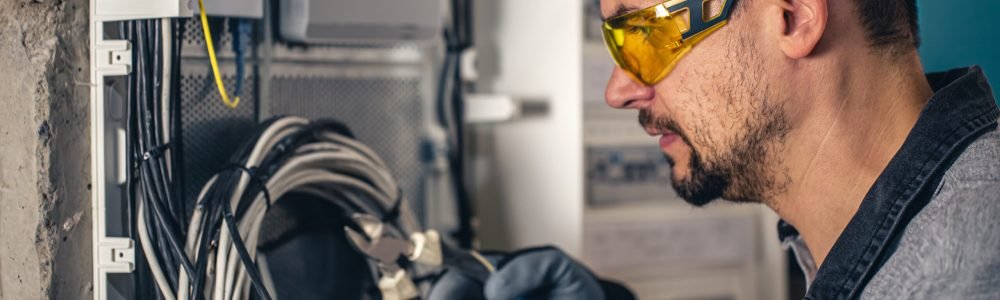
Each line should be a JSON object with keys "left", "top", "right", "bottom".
{"left": 777, "top": 66, "right": 999, "bottom": 299}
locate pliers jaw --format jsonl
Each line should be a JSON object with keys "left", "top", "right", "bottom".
{"left": 344, "top": 214, "right": 414, "bottom": 274}
{"left": 344, "top": 213, "right": 421, "bottom": 300}
{"left": 345, "top": 213, "right": 492, "bottom": 300}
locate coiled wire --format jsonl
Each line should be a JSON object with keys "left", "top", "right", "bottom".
{"left": 138, "top": 116, "right": 422, "bottom": 300}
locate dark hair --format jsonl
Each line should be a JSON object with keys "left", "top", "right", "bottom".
{"left": 853, "top": 0, "right": 921, "bottom": 55}
{"left": 732, "top": 0, "right": 920, "bottom": 55}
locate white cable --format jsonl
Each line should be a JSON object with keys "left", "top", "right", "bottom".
{"left": 161, "top": 18, "right": 174, "bottom": 178}
{"left": 138, "top": 199, "right": 178, "bottom": 300}
{"left": 226, "top": 137, "right": 415, "bottom": 298}
{"left": 138, "top": 20, "right": 181, "bottom": 300}
{"left": 213, "top": 118, "right": 307, "bottom": 300}
{"left": 231, "top": 165, "right": 408, "bottom": 299}
{"left": 212, "top": 117, "right": 306, "bottom": 300}
{"left": 231, "top": 145, "right": 408, "bottom": 299}
{"left": 227, "top": 151, "right": 403, "bottom": 299}
{"left": 176, "top": 118, "right": 420, "bottom": 300}
{"left": 178, "top": 175, "right": 218, "bottom": 300}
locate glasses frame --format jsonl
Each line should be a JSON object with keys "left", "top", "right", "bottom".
{"left": 602, "top": 0, "right": 736, "bottom": 85}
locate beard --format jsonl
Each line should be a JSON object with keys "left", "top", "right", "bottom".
{"left": 638, "top": 30, "right": 791, "bottom": 207}
{"left": 639, "top": 101, "right": 790, "bottom": 207}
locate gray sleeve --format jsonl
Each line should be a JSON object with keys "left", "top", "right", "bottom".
{"left": 862, "top": 180, "right": 1000, "bottom": 300}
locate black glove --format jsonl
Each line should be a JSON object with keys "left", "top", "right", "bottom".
{"left": 427, "top": 246, "right": 635, "bottom": 300}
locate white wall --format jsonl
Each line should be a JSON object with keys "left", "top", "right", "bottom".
{"left": 471, "top": 0, "right": 584, "bottom": 256}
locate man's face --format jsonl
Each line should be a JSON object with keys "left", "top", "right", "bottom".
{"left": 602, "top": 0, "right": 791, "bottom": 206}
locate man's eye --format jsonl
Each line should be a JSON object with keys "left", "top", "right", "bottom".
{"left": 628, "top": 26, "right": 650, "bottom": 36}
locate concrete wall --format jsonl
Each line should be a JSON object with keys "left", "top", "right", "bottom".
{"left": 0, "top": 0, "right": 91, "bottom": 299}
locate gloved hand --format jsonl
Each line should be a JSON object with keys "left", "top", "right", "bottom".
{"left": 428, "top": 246, "right": 633, "bottom": 300}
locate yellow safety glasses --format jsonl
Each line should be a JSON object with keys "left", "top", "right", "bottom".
{"left": 602, "top": 0, "right": 734, "bottom": 85}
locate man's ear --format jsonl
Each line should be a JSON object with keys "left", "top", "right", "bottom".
{"left": 774, "top": 0, "right": 827, "bottom": 59}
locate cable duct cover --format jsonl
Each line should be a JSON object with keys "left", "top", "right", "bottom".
{"left": 279, "top": 0, "right": 442, "bottom": 44}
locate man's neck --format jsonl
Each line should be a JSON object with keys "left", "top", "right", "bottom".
{"left": 769, "top": 53, "right": 934, "bottom": 267}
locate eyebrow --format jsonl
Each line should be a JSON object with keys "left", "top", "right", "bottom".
{"left": 602, "top": 4, "right": 640, "bottom": 22}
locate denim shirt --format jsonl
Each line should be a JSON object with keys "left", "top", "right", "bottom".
{"left": 778, "top": 66, "right": 1000, "bottom": 299}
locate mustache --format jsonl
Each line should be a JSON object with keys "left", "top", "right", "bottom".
{"left": 638, "top": 108, "right": 684, "bottom": 137}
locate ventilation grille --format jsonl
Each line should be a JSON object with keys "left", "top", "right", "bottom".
{"left": 269, "top": 75, "right": 425, "bottom": 218}
{"left": 176, "top": 18, "right": 432, "bottom": 218}
{"left": 178, "top": 73, "right": 257, "bottom": 202}
{"left": 181, "top": 18, "right": 239, "bottom": 57}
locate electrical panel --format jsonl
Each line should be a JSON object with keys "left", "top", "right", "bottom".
{"left": 89, "top": 0, "right": 444, "bottom": 299}
{"left": 586, "top": 145, "right": 675, "bottom": 206}
{"left": 94, "top": 0, "right": 262, "bottom": 21}
{"left": 278, "top": 0, "right": 442, "bottom": 44}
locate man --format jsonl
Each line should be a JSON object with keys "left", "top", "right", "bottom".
{"left": 431, "top": 0, "right": 1000, "bottom": 298}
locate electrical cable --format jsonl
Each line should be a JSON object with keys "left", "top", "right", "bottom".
{"left": 232, "top": 19, "right": 251, "bottom": 100}
{"left": 133, "top": 20, "right": 178, "bottom": 286}
{"left": 138, "top": 199, "right": 179, "bottom": 300}
{"left": 435, "top": 0, "right": 476, "bottom": 248}
{"left": 161, "top": 18, "right": 174, "bottom": 186}
{"left": 128, "top": 17, "right": 201, "bottom": 300}
{"left": 170, "top": 19, "right": 187, "bottom": 230}
{"left": 173, "top": 117, "right": 421, "bottom": 300}
{"left": 197, "top": 0, "right": 240, "bottom": 108}
{"left": 126, "top": 9, "right": 430, "bottom": 299}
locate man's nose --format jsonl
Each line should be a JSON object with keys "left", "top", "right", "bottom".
{"left": 605, "top": 67, "right": 655, "bottom": 109}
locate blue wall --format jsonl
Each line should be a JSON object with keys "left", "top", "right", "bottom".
{"left": 917, "top": 0, "right": 1000, "bottom": 103}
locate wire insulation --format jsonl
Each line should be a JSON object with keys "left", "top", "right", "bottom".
{"left": 197, "top": 0, "right": 240, "bottom": 108}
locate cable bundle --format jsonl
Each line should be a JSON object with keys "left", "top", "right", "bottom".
{"left": 135, "top": 115, "right": 422, "bottom": 300}
{"left": 124, "top": 11, "right": 429, "bottom": 300}
{"left": 122, "top": 13, "right": 426, "bottom": 299}
{"left": 122, "top": 17, "right": 187, "bottom": 300}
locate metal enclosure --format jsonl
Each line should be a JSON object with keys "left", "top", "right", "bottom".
{"left": 278, "top": 0, "right": 442, "bottom": 43}
{"left": 89, "top": 1, "right": 442, "bottom": 299}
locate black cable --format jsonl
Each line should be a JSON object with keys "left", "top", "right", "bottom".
{"left": 129, "top": 18, "right": 202, "bottom": 298}
{"left": 436, "top": 5, "right": 476, "bottom": 248}
{"left": 143, "top": 183, "right": 179, "bottom": 291}
{"left": 122, "top": 20, "right": 153, "bottom": 300}
{"left": 191, "top": 180, "right": 228, "bottom": 300}
{"left": 135, "top": 22, "right": 180, "bottom": 289}
{"left": 137, "top": 21, "right": 181, "bottom": 285}
{"left": 171, "top": 18, "right": 186, "bottom": 227}
{"left": 188, "top": 165, "right": 272, "bottom": 300}
{"left": 189, "top": 161, "right": 265, "bottom": 300}
{"left": 226, "top": 164, "right": 273, "bottom": 213}
{"left": 449, "top": 57, "right": 474, "bottom": 249}
{"left": 220, "top": 188, "right": 272, "bottom": 300}
{"left": 149, "top": 19, "right": 185, "bottom": 227}
{"left": 142, "top": 160, "right": 197, "bottom": 278}
{"left": 144, "top": 62, "right": 197, "bottom": 283}
{"left": 141, "top": 20, "right": 179, "bottom": 230}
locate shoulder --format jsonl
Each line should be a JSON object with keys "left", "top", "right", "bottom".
{"left": 863, "top": 125, "right": 1000, "bottom": 299}
{"left": 914, "top": 124, "right": 1000, "bottom": 256}
{"left": 940, "top": 124, "right": 1000, "bottom": 185}
{"left": 931, "top": 125, "right": 1000, "bottom": 228}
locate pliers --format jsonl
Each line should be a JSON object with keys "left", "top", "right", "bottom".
{"left": 344, "top": 213, "right": 495, "bottom": 300}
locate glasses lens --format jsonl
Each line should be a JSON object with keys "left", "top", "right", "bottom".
{"left": 602, "top": 4, "right": 689, "bottom": 85}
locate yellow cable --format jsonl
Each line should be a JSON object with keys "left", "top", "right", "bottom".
{"left": 469, "top": 251, "right": 497, "bottom": 272}
{"left": 198, "top": 0, "right": 240, "bottom": 109}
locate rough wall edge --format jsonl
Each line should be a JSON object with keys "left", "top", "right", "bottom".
{"left": 34, "top": 0, "right": 93, "bottom": 298}
{"left": 43, "top": 0, "right": 94, "bottom": 298}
